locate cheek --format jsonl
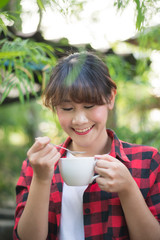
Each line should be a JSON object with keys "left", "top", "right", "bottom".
{"left": 92, "top": 107, "right": 108, "bottom": 123}
{"left": 56, "top": 111, "right": 69, "bottom": 128}
{"left": 58, "top": 116, "right": 65, "bottom": 127}
{"left": 57, "top": 111, "right": 70, "bottom": 131}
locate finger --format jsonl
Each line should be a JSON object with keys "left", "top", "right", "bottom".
{"left": 95, "top": 154, "right": 118, "bottom": 163}
{"left": 95, "top": 165, "right": 111, "bottom": 178}
{"left": 96, "top": 176, "right": 113, "bottom": 192}
{"left": 37, "top": 143, "right": 56, "bottom": 158}
{"left": 96, "top": 175, "right": 108, "bottom": 185}
{"left": 29, "top": 144, "right": 57, "bottom": 163}
{"left": 96, "top": 159, "right": 114, "bottom": 169}
{"left": 47, "top": 150, "right": 61, "bottom": 164}
{"left": 36, "top": 148, "right": 60, "bottom": 166}
{"left": 27, "top": 136, "right": 51, "bottom": 156}
{"left": 41, "top": 145, "right": 60, "bottom": 161}
{"left": 35, "top": 137, "right": 51, "bottom": 150}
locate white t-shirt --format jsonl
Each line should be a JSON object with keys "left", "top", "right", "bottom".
{"left": 59, "top": 153, "right": 88, "bottom": 240}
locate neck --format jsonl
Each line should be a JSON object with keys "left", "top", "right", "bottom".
{"left": 87, "top": 135, "right": 112, "bottom": 156}
{"left": 70, "top": 132, "right": 112, "bottom": 157}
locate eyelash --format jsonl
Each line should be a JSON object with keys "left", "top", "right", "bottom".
{"left": 62, "top": 108, "right": 73, "bottom": 111}
{"left": 84, "top": 105, "right": 94, "bottom": 109}
{"left": 62, "top": 105, "right": 94, "bottom": 111}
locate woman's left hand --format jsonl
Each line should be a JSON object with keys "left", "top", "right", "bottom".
{"left": 95, "top": 154, "right": 134, "bottom": 194}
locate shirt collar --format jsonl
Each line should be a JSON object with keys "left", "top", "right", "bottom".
{"left": 57, "top": 137, "right": 72, "bottom": 157}
{"left": 107, "top": 129, "right": 130, "bottom": 163}
{"left": 59, "top": 129, "right": 130, "bottom": 163}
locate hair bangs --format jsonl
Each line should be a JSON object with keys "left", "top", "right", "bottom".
{"left": 61, "top": 70, "right": 107, "bottom": 105}
{"left": 68, "top": 78, "right": 105, "bottom": 105}
{"left": 43, "top": 52, "right": 117, "bottom": 110}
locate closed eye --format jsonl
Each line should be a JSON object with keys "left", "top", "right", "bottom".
{"left": 62, "top": 108, "right": 73, "bottom": 111}
{"left": 84, "top": 105, "right": 94, "bottom": 109}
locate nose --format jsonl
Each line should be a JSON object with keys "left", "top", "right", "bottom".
{"left": 72, "top": 111, "right": 88, "bottom": 125}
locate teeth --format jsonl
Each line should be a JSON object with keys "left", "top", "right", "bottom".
{"left": 75, "top": 126, "right": 92, "bottom": 133}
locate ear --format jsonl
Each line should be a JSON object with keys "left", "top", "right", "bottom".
{"left": 108, "top": 89, "right": 117, "bottom": 110}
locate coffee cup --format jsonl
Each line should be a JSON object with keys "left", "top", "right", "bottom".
{"left": 59, "top": 157, "right": 99, "bottom": 186}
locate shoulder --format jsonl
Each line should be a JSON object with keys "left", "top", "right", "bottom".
{"left": 122, "top": 141, "right": 160, "bottom": 168}
{"left": 109, "top": 128, "right": 160, "bottom": 164}
{"left": 122, "top": 141, "right": 159, "bottom": 155}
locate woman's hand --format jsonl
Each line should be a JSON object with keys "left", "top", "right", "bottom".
{"left": 95, "top": 154, "right": 134, "bottom": 194}
{"left": 27, "top": 136, "right": 61, "bottom": 182}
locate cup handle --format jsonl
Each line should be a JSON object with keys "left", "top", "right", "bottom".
{"left": 91, "top": 174, "right": 100, "bottom": 182}
{"left": 91, "top": 158, "right": 100, "bottom": 182}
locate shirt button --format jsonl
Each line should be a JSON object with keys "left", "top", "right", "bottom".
{"left": 85, "top": 208, "right": 90, "bottom": 214}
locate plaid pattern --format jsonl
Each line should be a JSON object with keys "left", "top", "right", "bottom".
{"left": 13, "top": 129, "right": 160, "bottom": 240}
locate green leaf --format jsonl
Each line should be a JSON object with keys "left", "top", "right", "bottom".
{"left": 0, "top": 81, "right": 16, "bottom": 104}
{"left": 0, "top": 11, "right": 17, "bottom": 22}
{"left": 37, "top": 0, "right": 45, "bottom": 10}
{"left": 16, "top": 83, "right": 24, "bottom": 104}
{"left": 0, "top": 37, "right": 59, "bottom": 104}
{"left": 0, "top": 0, "right": 10, "bottom": 9}
{"left": 0, "top": 18, "right": 7, "bottom": 35}
{"left": 0, "top": 51, "right": 26, "bottom": 58}
{"left": 21, "top": 78, "right": 30, "bottom": 101}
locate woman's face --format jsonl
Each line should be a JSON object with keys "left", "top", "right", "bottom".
{"left": 55, "top": 91, "right": 116, "bottom": 152}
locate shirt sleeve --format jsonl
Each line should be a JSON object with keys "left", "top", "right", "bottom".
{"left": 146, "top": 150, "right": 160, "bottom": 223}
{"left": 13, "top": 159, "right": 33, "bottom": 239}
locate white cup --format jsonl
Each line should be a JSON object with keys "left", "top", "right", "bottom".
{"left": 59, "top": 157, "right": 99, "bottom": 186}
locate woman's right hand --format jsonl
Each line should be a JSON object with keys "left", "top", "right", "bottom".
{"left": 27, "top": 136, "right": 61, "bottom": 182}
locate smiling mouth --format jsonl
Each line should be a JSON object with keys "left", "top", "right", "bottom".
{"left": 73, "top": 125, "right": 94, "bottom": 135}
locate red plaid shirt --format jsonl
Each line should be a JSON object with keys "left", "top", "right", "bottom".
{"left": 13, "top": 129, "right": 160, "bottom": 240}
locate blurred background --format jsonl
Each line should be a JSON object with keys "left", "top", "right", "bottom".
{"left": 0, "top": 0, "right": 160, "bottom": 238}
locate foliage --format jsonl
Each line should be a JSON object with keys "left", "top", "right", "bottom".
{"left": 0, "top": 100, "right": 66, "bottom": 205}
{"left": 0, "top": 144, "right": 28, "bottom": 204}
{"left": 0, "top": 11, "right": 16, "bottom": 35}
{"left": 106, "top": 53, "right": 151, "bottom": 84}
{"left": 0, "top": 102, "right": 33, "bottom": 204}
{"left": 105, "top": 52, "right": 156, "bottom": 133}
{"left": 114, "top": 0, "right": 160, "bottom": 30}
{"left": 46, "top": 0, "right": 86, "bottom": 18}
{"left": 116, "top": 126, "right": 160, "bottom": 151}
{"left": 0, "top": 0, "right": 86, "bottom": 104}
{"left": 0, "top": 0, "right": 10, "bottom": 9}
{"left": 0, "top": 38, "right": 57, "bottom": 104}
{"left": 106, "top": 54, "right": 136, "bottom": 83}
{"left": 0, "top": 0, "right": 86, "bottom": 34}
{"left": 138, "top": 25, "right": 160, "bottom": 50}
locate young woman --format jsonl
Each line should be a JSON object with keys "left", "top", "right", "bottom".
{"left": 13, "top": 52, "right": 160, "bottom": 240}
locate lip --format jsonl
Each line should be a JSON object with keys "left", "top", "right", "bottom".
{"left": 73, "top": 125, "right": 94, "bottom": 135}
